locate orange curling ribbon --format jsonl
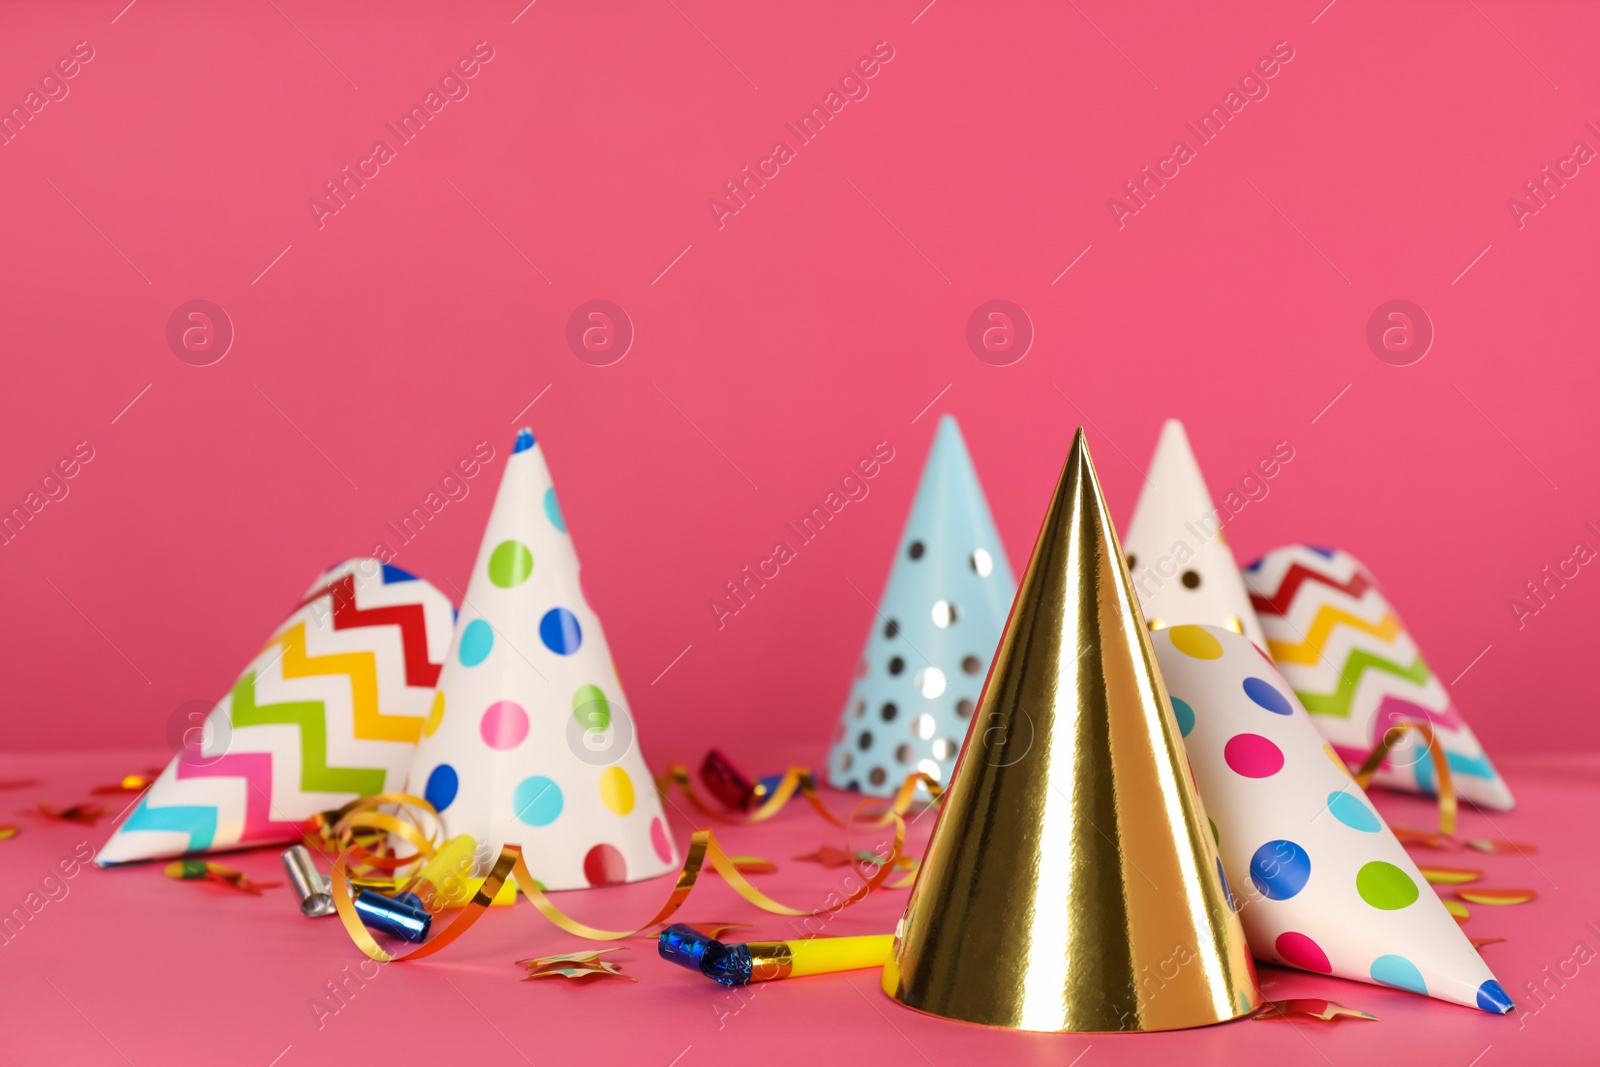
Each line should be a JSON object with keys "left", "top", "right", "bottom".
{"left": 1353, "top": 722, "right": 1457, "bottom": 839}
{"left": 332, "top": 776, "right": 929, "bottom": 963}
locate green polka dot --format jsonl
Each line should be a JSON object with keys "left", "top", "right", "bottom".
{"left": 1209, "top": 818, "right": 1219, "bottom": 848}
{"left": 488, "top": 541, "right": 533, "bottom": 587}
{"left": 1356, "top": 861, "right": 1419, "bottom": 910}
{"left": 572, "top": 684, "right": 610, "bottom": 731}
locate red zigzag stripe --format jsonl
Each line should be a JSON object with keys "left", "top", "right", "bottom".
{"left": 1250, "top": 562, "right": 1372, "bottom": 617}
{"left": 296, "top": 574, "right": 442, "bottom": 689}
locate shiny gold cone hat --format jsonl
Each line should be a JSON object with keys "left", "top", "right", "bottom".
{"left": 881, "top": 429, "right": 1260, "bottom": 1033}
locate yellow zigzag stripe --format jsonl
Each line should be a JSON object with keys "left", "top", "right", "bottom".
{"left": 265, "top": 622, "right": 423, "bottom": 744}
{"left": 1266, "top": 607, "right": 1403, "bottom": 666}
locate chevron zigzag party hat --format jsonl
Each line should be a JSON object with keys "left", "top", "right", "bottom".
{"left": 1123, "top": 419, "right": 1266, "bottom": 647}
{"left": 98, "top": 559, "right": 455, "bottom": 866}
{"left": 1243, "top": 546, "right": 1514, "bottom": 810}
{"left": 402, "top": 428, "right": 678, "bottom": 890}
{"left": 1151, "top": 624, "right": 1511, "bottom": 1013}
{"left": 826, "top": 414, "right": 1016, "bottom": 797}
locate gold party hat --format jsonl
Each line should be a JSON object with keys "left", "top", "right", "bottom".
{"left": 881, "top": 429, "right": 1260, "bottom": 1033}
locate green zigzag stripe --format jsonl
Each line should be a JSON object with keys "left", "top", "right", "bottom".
{"left": 1293, "top": 648, "right": 1433, "bottom": 719}
{"left": 229, "top": 672, "right": 387, "bottom": 797}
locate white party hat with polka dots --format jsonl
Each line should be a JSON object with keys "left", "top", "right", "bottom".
{"left": 1123, "top": 419, "right": 1266, "bottom": 646}
{"left": 826, "top": 415, "right": 1016, "bottom": 796}
{"left": 403, "top": 428, "right": 678, "bottom": 890}
{"left": 1151, "top": 624, "right": 1511, "bottom": 1014}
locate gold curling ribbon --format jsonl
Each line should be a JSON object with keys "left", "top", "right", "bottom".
{"left": 332, "top": 773, "right": 936, "bottom": 963}
{"left": 655, "top": 763, "right": 940, "bottom": 829}
{"left": 1353, "top": 722, "right": 1457, "bottom": 838}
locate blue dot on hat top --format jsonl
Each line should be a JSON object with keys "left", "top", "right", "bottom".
{"left": 826, "top": 415, "right": 1017, "bottom": 797}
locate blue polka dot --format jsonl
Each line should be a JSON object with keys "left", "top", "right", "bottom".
{"left": 1370, "top": 954, "right": 1427, "bottom": 994}
{"left": 1327, "top": 790, "right": 1382, "bottom": 832}
{"left": 543, "top": 486, "right": 566, "bottom": 533}
{"left": 381, "top": 564, "right": 418, "bottom": 583}
{"left": 424, "top": 764, "right": 459, "bottom": 812}
{"left": 1243, "top": 676, "right": 1293, "bottom": 715}
{"left": 512, "top": 776, "right": 564, "bottom": 826}
{"left": 1249, "top": 839, "right": 1312, "bottom": 900}
{"left": 1476, "top": 979, "right": 1513, "bottom": 1014}
{"left": 513, "top": 428, "right": 535, "bottom": 453}
{"left": 1171, "top": 697, "right": 1195, "bottom": 737}
{"left": 539, "top": 608, "right": 582, "bottom": 655}
{"left": 1217, "top": 856, "right": 1236, "bottom": 912}
{"left": 458, "top": 619, "right": 494, "bottom": 666}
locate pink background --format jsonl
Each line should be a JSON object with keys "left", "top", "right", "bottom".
{"left": 4, "top": 4, "right": 1600, "bottom": 1065}
{"left": 4, "top": 0, "right": 1598, "bottom": 768}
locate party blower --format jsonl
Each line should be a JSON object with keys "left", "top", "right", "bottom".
{"left": 665, "top": 431, "right": 1261, "bottom": 1032}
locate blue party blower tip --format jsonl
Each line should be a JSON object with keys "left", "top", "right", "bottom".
{"left": 352, "top": 889, "right": 432, "bottom": 943}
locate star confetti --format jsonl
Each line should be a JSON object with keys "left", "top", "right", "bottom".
{"left": 516, "top": 948, "right": 633, "bottom": 982}
{"left": 1457, "top": 888, "right": 1536, "bottom": 906}
{"left": 32, "top": 803, "right": 107, "bottom": 826}
{"left": 1443, "top": 899, "right": 1470, "bottom": 924}
{"left": 794, "top": 845, "right": 917, "bottom": 871}
{"left": 91, "top": 773, "right": 159, "bottom": 795}
{"left": 1470, "top": 937, "right": 1507, "bottom": 950}
{"left": 726, "top": 856, "right": 777, "bottom": 876}
{"left": 641, "top": 921, "right": 750, "bottom": 942}
{"left": 1390, "top": 826, "right": 1456, "bottom": 849}
{"left": 0, "top": 826, "right": 16, "bottom": 841}
{"left": 1465, "top": 839, "right": 1537, "bottom": 856}
{"left": 164, "top": 860, "right": 279, "bottom": 895}
{"left": 1254, "top": 999, "right": 1379, "bottom": 1023}
{"left": 1418, "top": 866, "right": 1482, "bottom": 885}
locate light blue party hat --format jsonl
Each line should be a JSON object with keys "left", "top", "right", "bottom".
{"left": 827, "top": 415, "right": 1017, "bottom": 796}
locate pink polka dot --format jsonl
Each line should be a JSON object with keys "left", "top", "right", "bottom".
{"left": 1275, "top": 931, "right": 1331, "bottom": 973}
{"left": 1224, "top": 733, "right": 1284, "bottom": 778}
{"left": 650, "top": 817, "right": 673, "bottom": 864}
{"left": 479, "top": 700, "right": 529, "bottom": 750}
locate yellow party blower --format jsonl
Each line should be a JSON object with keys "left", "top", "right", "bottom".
{"left": 659, "top": 924, "right": 892, "bottom": 986}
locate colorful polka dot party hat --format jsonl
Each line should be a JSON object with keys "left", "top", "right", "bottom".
{"left": 826, "top": 415, "right": 1016, "bottom": 797}
{"left": 402, "top": 428, "right": 678, "bottom": 890}
{"left": 98, "top": 559, "right": 455, "bottom": 866}
{"left": 1244, "top": 546, "right": 1515, "bottom": 810}
{"left": 1122, "top": 419, "right": 1266, "bottom": 646}
{"left": 1151, "top": 624, "right": 1511, "bottom": 1013}
{"left": 882, "top": 429, "right": 1260, "bottom": 1033}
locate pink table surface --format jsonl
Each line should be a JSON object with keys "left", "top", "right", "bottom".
{"left": 0, "top": 749, "right": 1594, "bottom": 1066}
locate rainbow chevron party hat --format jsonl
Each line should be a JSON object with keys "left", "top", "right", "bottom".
{"left": 402, "top": 428, "right": 678, "bottom": 890}
{"left": 98, "top": 559, "right": 455, "bottom": 865}
{"left": 1152, "top": 624, "right": 1511, "bottom": 1013}
{"left": 1244, "top": 546, "right": 1514, "bottom": 810}
{"left": 1123, "top": 419, "right": 1266, "bottom": 646}
{"left": 826, "top": 415, "right": 1016, "bottom": 796}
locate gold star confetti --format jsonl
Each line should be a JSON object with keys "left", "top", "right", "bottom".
{"left": 640, "top": 921, "right": 750, "bottom": 942}
{"left": 32, "top": 803, "right": 107, "bottom": 826}
{"left": 1254, "top": 999, "right": 1379, "bottom": 1023}
{"left": 164, "top": 860, "right": 278, "bottom": 895}
{"left": 1443, "top": 899, "right": 1470, "bottom": 924}
{"left": 1458, "top": 888, "right": 1536, "bottom": 906}
{"left": 1418, "top": 866, "right": 1481, "bottom": 885}
{"left": 91, "top": 774, "right": 157, "bottom": 795}
{"left": 516, "top": 948, "right": 634, "bottom": 982}
{"left": 0, "top": 826, "right": 16, "bottom": 841}
{"left": 726, "top": 855, "right": 777, "bottom": 876}
{"left": 1465, "top": 838, "right": 1537, "bottom": 855}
